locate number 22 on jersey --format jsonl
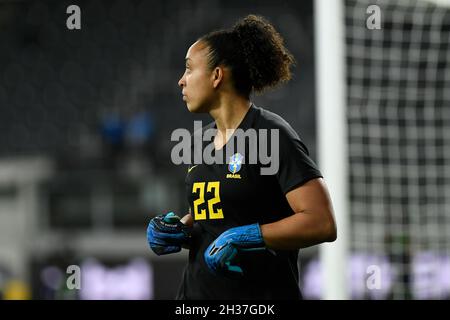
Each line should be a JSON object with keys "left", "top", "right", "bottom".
{"left": 192, "top": 181, "right": 224, "bottom": 220}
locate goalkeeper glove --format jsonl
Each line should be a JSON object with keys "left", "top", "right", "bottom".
{"left": 147, "top": 212, "right": 191, "bottom": 255}
{"left": 204, "top": 223, "right": 266, "bottom": 276}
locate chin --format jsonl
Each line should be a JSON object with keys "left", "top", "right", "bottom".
{"left": 186, "top": 103, "right": 196, "bottom": 113}
{"left": 186, "top": 102, "right": 205, "bottom": 113}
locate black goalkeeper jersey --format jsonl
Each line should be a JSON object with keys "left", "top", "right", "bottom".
{"left": 176, "top": 103, "right": 323, "bottom": 300}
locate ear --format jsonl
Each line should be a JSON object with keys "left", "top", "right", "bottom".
{"left": 211, "top": 66, "right": 224, "bottom": 89}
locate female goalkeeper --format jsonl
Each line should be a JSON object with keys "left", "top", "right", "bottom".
{"left": 147, "top": 14, "right": 337, "bottom": 300}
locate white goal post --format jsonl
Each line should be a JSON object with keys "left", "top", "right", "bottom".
{"left": 315, "top": 0, "right": 350, "bottom": 300}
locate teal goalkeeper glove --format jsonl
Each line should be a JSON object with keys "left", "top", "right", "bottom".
{"left": 146, "top": 212, "right": 191, "bottom": 255}
{"left": 204, "top": 223, "right": 266, "bottom": 276}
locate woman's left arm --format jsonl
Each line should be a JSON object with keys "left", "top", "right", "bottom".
{"left": 260, "top": 177, "right": 337, "bottom": 250}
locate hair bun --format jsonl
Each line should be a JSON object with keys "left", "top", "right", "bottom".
{"left": 232, "top": 15, "right": 295, "bottom": 92}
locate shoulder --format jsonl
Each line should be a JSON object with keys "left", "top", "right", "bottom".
{"left": 252, "top": 104, "right": 310, "bottom": 156}
{"left": 253, "top": 104, "right": 302, "bottom": 141}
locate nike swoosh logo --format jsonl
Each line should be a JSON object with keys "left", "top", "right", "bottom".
{"left": 187, "top": 165, "right": 198, "bottom": 173}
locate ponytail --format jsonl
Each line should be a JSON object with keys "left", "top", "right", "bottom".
{"left": 200, "top": 15, "right": 295, "bottom": 97}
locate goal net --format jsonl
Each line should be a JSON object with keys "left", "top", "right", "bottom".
{"left": 314, "top": 0, "right": 450, "bottom": 299}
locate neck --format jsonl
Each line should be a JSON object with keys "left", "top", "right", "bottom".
{"left": 209, "top": 94, "right": 251, "bottom": 133}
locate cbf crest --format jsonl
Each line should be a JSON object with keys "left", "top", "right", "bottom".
{"left": 227, "top": 153, "right": 243, "bottom": 179}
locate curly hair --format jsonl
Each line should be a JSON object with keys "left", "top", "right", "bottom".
{"left": 199, "top": 14, "right": 295, "bottom": 98}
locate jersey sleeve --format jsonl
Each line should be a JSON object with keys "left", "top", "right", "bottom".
{"left": 275, "top": 124, "right": 323, "bottom": 194}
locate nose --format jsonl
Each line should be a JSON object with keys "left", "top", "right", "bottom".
{"left": 178, "top": 74, "right": 185, "bottom": 88}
